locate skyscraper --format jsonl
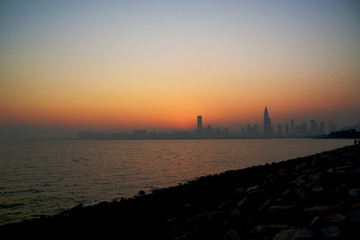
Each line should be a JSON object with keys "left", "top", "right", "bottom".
{"left": 310, "top": 119, "right": 317, "bottom": 135}
{"left": 278, "top": 124, "right": 282, "bottom": 137}
{"left": 197, "top": 115, "right": 202, "bottom": 136}
{"left": 285, "top": 124, "right": 289, "bottom": 136}
{"left": 264, "top": 106, "right": 273, "bottom": 138}
{"left": 319, "top": 121, "right": 325, "bottom": 136}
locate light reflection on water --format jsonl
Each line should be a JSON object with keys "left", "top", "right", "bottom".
{"left": 0, "top": 138, "right": 351, "bottom": 225}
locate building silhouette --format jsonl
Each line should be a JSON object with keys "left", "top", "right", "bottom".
{"left": 197, "top": 115, "right": 203, "bottom": 136}
{"left": 278, "top": 124, "right": 282, "bottom": 137}
{"left": 310, "top": 119, "right": 317, "bottom": 135}
{"left": 245, "top": 124, "right": 258, "bottom": 138}
{"left": 291, "top": 119, "right": 295, "bottom": 135}
{"left": 263, "top": 106, "right": 273, "bottom": 138}
{"left": 319, "top": 121, "right": 325, "bottom": 135}
{"left": 285, "top": 124, "right": 289, "bottom": 136}
{"left": 328, "top": 121, "right": 338, "bottom": 134}
{"left": 302, "top": 122, "right": 308, "bottom": 135}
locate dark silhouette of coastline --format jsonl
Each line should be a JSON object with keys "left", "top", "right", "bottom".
{"left": 1, "top": 145, "right": 359, "bottom": 239}
{"left": 327, "top": 129, "right": 360, "bottom": 138}
{"left": 75, "top": 129, "right": 360, "bottom": 141}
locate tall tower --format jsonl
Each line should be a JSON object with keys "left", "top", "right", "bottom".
{"left": 263, "top": 106, "right": 273, "bottom": 138}
{"left": 197, "top": 116, "right": 203, "bottom": 136}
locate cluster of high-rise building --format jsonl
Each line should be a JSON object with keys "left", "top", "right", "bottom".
{"left": 196, "top": 115, "right": 229, "bottom": 138}
{"left": 254, "top": 106, "right": 327, "bottom": 138}
{"left": 239, "top": 107, "right": 359, "bottom": 138}
{"left": 78, "top": 107, "right": 359, "bottom": 139}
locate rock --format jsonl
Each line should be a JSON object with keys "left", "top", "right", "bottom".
{"left": 236, "top": 198, "right": 248, "bottom": 208}
{"left": 246, "top": 189, "right": 268, "bottom": 199}
{"left": 267, "top": 224, "right": 289, "bottom": 230}
{"left": 273, "top": 228, "right": 315, "bottom": 240}
{"left": 275, "top": 172, "right": 292, "bottom": 183}
{"left": 251, "top": 225, "right": 267, "bottom": 235}
{"left": 165, "top": 217, "right": 178, "bottom": 224}
{"left": 305, "top": 181, "right": 317, "bottom": 190}
{"left": 230, "top": 208, "right": 240, "bottom": 217}
{"left": 170, "top": 226, "right": 185, "bottom": 238}
{"left": 223, "top": 230, "right": 239, "bottom": 240}
{"left": 252, "top": 224, "right": 289, "bottom": 234}
{"left": 251, "top": 225, "right": 289, "bottom": 239}
{"left": 346, "top": 161, "right": 356, "bottom": 166}
{"left": 296, "top": 179, "right": 306, "bottom": 186}
{"left": 338, "top": 183, "right": 347, "bottom": 191}
{"left": 321, "top": 225, "right": 340, "bottom": 239}
{"left": 246, "top": 185, "right": 260, "bottom": 192}
{"left": 235, "top": 188, "right": 245, "bottom": 194}
{"left": 348, "top": 212, "right": 360, "bottom": 224}
{"left": 299, "top": 195, "right": 317, "bottom": 206}
{"left": 293, "top": 229, "right": 315, "bottom": 239}
{"left": 278, "top": 168, "right": 289, "bottom": 174}
{"left": 258, "top": 198, "right": 272, "bottom": 213}
{"left": 351, "top": 202, "right": 360, "bottom": 209}
{"left": 296, "top": 161, "right": 309, "bottom": 171}
{"left": 335, "top": 170, "right": 347, "bottom": 175}
{"left": 196, "top": 211, "right": 217, "bottom": 221}
{"left": 322, "top": 214, "right": 346, "bottom": 224}
{"left": 310, "top": 216, "right": 320, "bottom": 225}
{"left": 266, "top": 205, "right": 296, "bottom": 215}
{"left": 265, "top": 205, "right": 298, "bottom": 224}
{"left": 273, "top": 228, "right": 297, "bottom": 240}
{"left": 303, "top": 206, "right": 336, "bottom": 216}
{"left": 281, "top": 189, "right": 292, "bottom": 198}
{"left": 335, "top": 166, "right": 352, "bottom": 171}
{"left": 218, "top": 199, "right": 234, "bottom": 210}
{"left": 349, "top": 188, "right": 360, "bottom": 198}
{"left": 247, "top": 185, "right": 260, "bottom": 192}
{"left": 311, "top": 186, "right": 323, "bottom": 192}
{"left": 309, "top": 172, "right": 322, "bottom": 181}
{"left": 184, "top": 217, "right": 195, "bottom": 227}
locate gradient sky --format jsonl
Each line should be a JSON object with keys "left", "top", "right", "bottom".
{"left": 1, "top": 0, "right": 360, "bottom": 137}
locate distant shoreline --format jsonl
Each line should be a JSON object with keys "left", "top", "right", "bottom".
{"left": 15, "top": 135, "right": 358, "bottom": 141}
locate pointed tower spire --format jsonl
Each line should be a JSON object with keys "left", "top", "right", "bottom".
{"left": 264, "top": 106, "right": 269, "bottom": 119}
{"left": 263, "top": 106, "right": 273, "bottom": 138}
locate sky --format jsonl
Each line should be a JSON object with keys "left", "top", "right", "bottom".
{"left": 1, "top": 0, "right": 360, "bottom": 138}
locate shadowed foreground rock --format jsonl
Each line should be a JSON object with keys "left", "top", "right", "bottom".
{"left": 1, "top": 145, "right": 360, "bottom": 239}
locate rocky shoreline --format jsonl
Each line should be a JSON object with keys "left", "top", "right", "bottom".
{"left": 1, "top": 145, "right": 360, "bottom": 239}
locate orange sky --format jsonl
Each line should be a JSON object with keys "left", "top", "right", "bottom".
{"left": 1, "top": 1, "right": 360, "bottom": 136}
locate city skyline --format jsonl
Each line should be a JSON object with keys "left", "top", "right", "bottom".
{"left": 1, "top": 1, "right": 360, "bottom": 138}
{"left": 75, "top": 107, "right": 359, "bottom": 140}
{"left": 1, "top": 105, "right": 360, "bottom": 139}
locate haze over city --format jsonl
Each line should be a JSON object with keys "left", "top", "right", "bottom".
{"left": 1, "top": 0, "right": 360, "bottom": 139}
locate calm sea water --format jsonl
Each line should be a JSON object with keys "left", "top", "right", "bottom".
{"left": 0, "top": 138, "right": 351, "bottom": 225}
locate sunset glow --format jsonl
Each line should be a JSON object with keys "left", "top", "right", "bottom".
{"left": 1, "top": 0, "right": 360, "bottom": 137}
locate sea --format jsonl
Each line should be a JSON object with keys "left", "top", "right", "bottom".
{"left": 0, "top": 138, "right": 351, "bottom": 225}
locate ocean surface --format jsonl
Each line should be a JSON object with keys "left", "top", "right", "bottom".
{"left": 0, "top": 138, "right": 351, "bottom": 225}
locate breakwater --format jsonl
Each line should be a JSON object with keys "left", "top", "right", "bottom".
{"left": 1, "top": 145, "right": 359, "bottom": 239}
